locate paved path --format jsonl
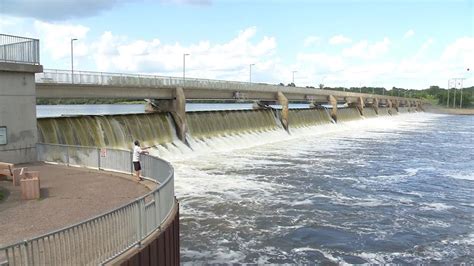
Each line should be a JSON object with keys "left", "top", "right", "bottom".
{"left": 0, "top": 162, "right": 152, "bottom": 246}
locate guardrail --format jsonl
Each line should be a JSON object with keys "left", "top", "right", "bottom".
{"left": 0, "top": 143, "right": 175, "bottom": 265}
{"left": 0, "top": 34, "right": 40, "bottom": 65}
{"left": 36, "top": 68, "right": 269, "bottom": 90}
{"left": 35, "top": 69, "right": 424, "bottom": 103}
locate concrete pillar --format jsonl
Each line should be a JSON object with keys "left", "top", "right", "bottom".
{"left": 373, "top": 98, "right": 379, "bottom": 114}
{"left": 145, "top": 87, "right": 187, "bottom": 143}
{"left": 387, "top": 99, "right": 393, "bottom": 115}
{"left": 357, "top": 97, "right": 365, "bottom": 116}
{"left": 328, "top": 95, "right": 338, "bottom": 122}
{"left": 393, "top": 99, "right": 399, "bottom": 112}
{"left": 417, "top": 101, "right": 424, "bottom": 111}
{"left": 277, "top": 91, "right": 289, "bottom": 131}
{"left": 0, "top": 62, "right": 43, "bottom": 164}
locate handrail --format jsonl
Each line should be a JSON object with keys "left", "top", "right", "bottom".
{"left": 0, "top": 34, "right": 40, "bottom": 65}
{"left": 0, "top": 143, "right": 175, "bottom": 265}
{"left": 35, "top": 69, "right": 426, "bottom": 103}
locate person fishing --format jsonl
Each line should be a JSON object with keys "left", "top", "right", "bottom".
{"left": 132, "top": 140, "right": 150, "bottom": 181}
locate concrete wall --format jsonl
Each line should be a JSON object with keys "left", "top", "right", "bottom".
{"left": 0, "top": 63, "right": 43, "bottom": 163}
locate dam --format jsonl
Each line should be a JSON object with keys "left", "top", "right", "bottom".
{"left": 36, "top": 106, "right": 397, "bottom": 152}
{"left": 2, "top": 34, "right": 472, "bottom": 264}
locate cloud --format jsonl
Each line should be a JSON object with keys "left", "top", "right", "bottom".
{"left": 303, "top": 36, "right": 321, "bottom": 47}
{"left": 441, "top": 36, "right": 474, "bottom": 69}
{"left": 0, "top": 0, "right": 212, "bottom": 21}
{"left": 90, "top": 26, "right": 277, "bottom": 81}
{"left": 328, "top": 35, "right": 352, "bottom": 45}
{"left": 161, "top": 0, "right": 211, "bottom": 5}
{"left": 3, "top": 13, "right": 472, "bottom": 89}
{"left": 0, "top": 0, "right": 128, "bottom": 21}
{"left": 342, "top": 37, "right": 391, "bottom": 59}
{"left": 33, "top": 21, "right": 90, "bottom": 60}
{"left": 403, "top": 29, "right": 415, "bottom": 39}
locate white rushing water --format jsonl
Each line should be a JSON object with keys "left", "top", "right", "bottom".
{"left": 150, "top": 113, "right": 474, "bottom": 264}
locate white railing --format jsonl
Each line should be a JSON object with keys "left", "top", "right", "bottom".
{"left": 0, "top": 34, "right": 40, "bottom": 65}
{"left": 0, "top": 143, "right": 175, "bottom": 265}
{"left": 35, "top": 69, "right": 424, "bottom": 103}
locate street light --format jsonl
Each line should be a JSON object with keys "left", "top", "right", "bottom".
{"left": 71, "top": 38, "right": 78, "bottom": 84}
{"left": 249, "top": 63, "right": 255, "bottom": 85}
{"left": 460, "top": 68, "right": 470, "bottom": 108}
{"left": 183, "top": 53, "right": 190, "bottom": 84}
{"left": 292, "top": 70, "right": 298, "bottom": 84}
{"left": 447, "top": 79, "right": 451, "bottom": 108}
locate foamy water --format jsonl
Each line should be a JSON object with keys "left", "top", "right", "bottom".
{"left": 164, "top": 113, "right": 474, "bottom": 264}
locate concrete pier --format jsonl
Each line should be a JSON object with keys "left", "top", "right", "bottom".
{"left": 0, "top": 62, "right": 43, "bottom": 163}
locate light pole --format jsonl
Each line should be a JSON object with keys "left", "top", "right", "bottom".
{"left": 249, "top": 63, "right": 255, "bottom": 85}
{"left": 460, "top": 68, "right": 469, "bottom": 108}
{"left": 183, "top": 53, "right": 190, "bottom": 84}
{"left": 447, "top": 79, "right": 451, "bottom": 108}
{"left": 71, "top": 38, "right": 78, "bottom": 84}
{"left": 292, "top": 70, "right": 297, "bottom": 84}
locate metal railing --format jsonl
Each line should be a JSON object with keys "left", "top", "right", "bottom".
{"left": 0, "top": 34, "right": 40, "bottom": 65}
{"left": 35, "top": 69, "right": 424, "bottom": 103}
{"left": 36, "top": 68, "right": 271, "bottom": 90}
{"left": 0, "top": 143, "right": 175, "bottom": 265}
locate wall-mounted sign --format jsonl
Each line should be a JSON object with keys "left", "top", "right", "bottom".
{"left": 0, "top": 127, "right": 7, "bottom": 145}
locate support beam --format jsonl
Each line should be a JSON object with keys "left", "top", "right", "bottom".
{"left": 277, "top": 91, "right": 289, "bottom": 131}
{"left": 357, "top": 97, "right": 365, "bottom": 116}
{"left": 373, "top": 98, "right": 379, "bottom": 114}
{"left": 393, "top": 99, "right": 399, "bottom": 112}
{"left": 387, "top": 99, "right": 393, "bottom": 115}
{"left": 328, "top": 95, "right": 338, "bottom": 122}
{"left": 417, "top": 101, "right": 425, "bottom": 111}
{"left": 145, "top": 87, "right": 188, "bottom": 143}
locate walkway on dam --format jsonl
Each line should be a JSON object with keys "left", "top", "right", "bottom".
{"left": 0, "top": 162, "right": 153, "bottom": 246}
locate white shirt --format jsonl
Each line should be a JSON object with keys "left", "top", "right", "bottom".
{"left": 133, "top": 146, "right": 142, "bottom": 162}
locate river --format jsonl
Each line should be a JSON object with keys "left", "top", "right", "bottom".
{"left": 38, "top": 105, "right": 474, "bottom": 263}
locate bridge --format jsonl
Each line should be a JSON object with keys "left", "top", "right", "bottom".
{"left": 36, "top": 69, "right": 421, "bottom": 104}
{"left": 35, "top": 69, "right": 426, "bottom": 140}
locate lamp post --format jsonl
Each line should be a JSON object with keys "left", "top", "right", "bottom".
{"left": 460, "top": 68, "right": 469, "bottom": 108}
{"left": 183, "top": 53, "right": 190, "bottom": 85}
{"left": 71, "top": 38, "right": 78, "bottom": 84}
{"left": 249, "top": 63, "right": 255, "bottom": 85}
{"left": 447, "top": 79, "right": 451, "bottom": 108}
{"left": 292, "top": 70, "right": 297, "bottom": 84}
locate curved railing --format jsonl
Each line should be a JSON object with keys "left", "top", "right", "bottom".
{"left": 0, "top": 143, "right": 176, "bottom": 265}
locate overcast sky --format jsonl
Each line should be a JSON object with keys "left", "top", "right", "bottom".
{"left": 0, "top": 0, "right": 472, "bottom": 89}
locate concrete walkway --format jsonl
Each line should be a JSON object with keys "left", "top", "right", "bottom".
{"left": 0, "top": 162, "right": 153, "bottom": 246}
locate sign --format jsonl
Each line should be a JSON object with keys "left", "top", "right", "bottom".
{"left": 100, "top": 148, "right": 107, "bottom": 157}
{"left": 0, "top": 127, "right": 6, "bottom": 145}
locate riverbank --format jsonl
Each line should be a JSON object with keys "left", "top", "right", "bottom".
{"left": 425, "top": 106, "right": 474, "bottom": 115}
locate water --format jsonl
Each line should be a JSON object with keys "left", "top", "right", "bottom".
{"left": 35, "top": 105, "right": 473, "bottom": 263}
{"left": 36, "top": 103, "right": 313, "bottom": 118}
{"left": 168, "top": 113, "right": 473, "bottom": 264}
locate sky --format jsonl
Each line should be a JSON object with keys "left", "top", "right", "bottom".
{"left": 0, "top": 0, "right": 473, "bottom": 89}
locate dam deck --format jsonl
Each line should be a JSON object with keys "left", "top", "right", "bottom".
{"left": 0, "top": 162, "right": 152, "bottom": 246}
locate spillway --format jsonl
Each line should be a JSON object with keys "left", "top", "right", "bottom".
{"left": 37, "top": 106, "right": 418, "bottom": 150}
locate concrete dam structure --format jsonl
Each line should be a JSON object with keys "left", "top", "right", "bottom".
{"left": 37, "top": 106, "right": 417, "bottom": 150}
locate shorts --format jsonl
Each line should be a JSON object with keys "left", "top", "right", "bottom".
{"left": 133, "top": 161, "right": 141, "bottom": 171}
